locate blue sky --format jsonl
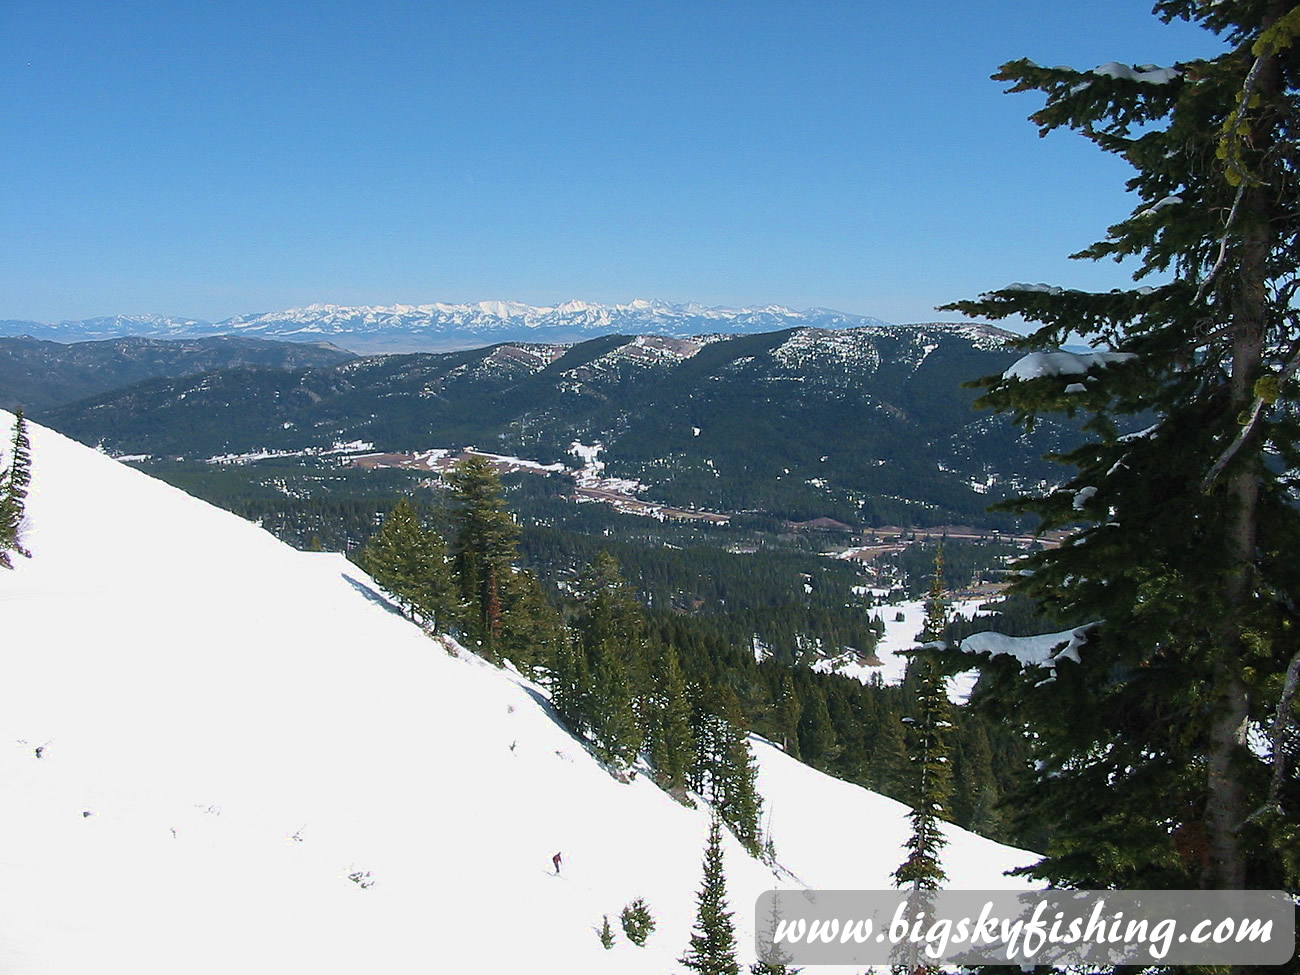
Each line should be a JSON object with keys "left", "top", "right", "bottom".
{"left": 1, "top": 1, "right": 1225, "bottom": 324}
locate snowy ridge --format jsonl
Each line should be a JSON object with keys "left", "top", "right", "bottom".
{"left": 772, "top": 322, "right": 1011, "bottom": 371}
{"left": 0, "top": 413, "right": 1033, "bottom": 973}
{"left": 2, "top": 301, "right": 900, "bottom": 351}
{"left": 0, "top": 306, "right": 1017, "bottom": 355}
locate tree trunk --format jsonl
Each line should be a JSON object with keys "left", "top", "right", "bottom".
{"left": 1204, "top": 152, "right": 1271, "bottom": 889}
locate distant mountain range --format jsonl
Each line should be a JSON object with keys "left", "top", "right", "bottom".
{"left": 0, "top": 300, "right": 899, "bottom": 353}
{"left": 40, "top": 322, "right": 1074, "bottom": 529}
{"left": 0, "top": 335, "right": 355, "bottom": 413}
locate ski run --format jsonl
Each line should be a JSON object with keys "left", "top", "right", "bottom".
{"left": 0, "top": 412, "right": 1033, "bottom": 973}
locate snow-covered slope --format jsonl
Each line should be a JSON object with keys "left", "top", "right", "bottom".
{"left": 0, "top": 414, "right": 1033, "bottom": 973}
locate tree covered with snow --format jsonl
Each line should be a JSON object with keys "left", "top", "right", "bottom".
{"left": 943, "top": 1, "right": 1300, "bottom": 894}
{"left": 0, "top": 410, "right": 32, "bottom": 569}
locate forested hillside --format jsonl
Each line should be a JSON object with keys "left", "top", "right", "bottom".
{"left": 0, "top": 335, "right": 354, "bottom": 412}
{"left": 41, "top": 323, "right": 1083, "bottom": 530}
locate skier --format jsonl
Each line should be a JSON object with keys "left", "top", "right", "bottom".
{"left": 552, "top": 851, "right": 562, "bottom": 874}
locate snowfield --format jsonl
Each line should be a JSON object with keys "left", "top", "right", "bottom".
{"left": 813, "top": 595, "right": 986, "bottom": 703}
{"left": 0, "top": 413, "right": 1034, "bottom": 973}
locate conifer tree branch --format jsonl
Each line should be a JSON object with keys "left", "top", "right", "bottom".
{"left": 1269, "top": 645, "right": 1300, "bottom": 810}
{"left": 1193, "top": 182, "right": 1247, "bottom": 306}
{"left": 1202, "top": 333, "right": 1300, "bottom": 491}
{"left": 1242, "top": 643, "right": 1300, "bottom": 826}
{"left": 1194, "top": 35, "right": 1281, "bottom": 308}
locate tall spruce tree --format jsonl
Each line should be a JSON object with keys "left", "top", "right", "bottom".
{"left": 893, "top": 548, "right": 954, "bottom": 892}
{"left": 951, "top": 719, "right": 1002, "bottom": 838}
{"left": 568, "top": 551, "right": 650, "bottom": 770}
{"left": 869, "top": 710, "right": 912, "bottom": 800}
{"left": 795, "top": 683, "right": 836, "bottom": 770}
{"left": 548, "top": 632, "right": 591, "bottom": 734}
{"left": 0, "top": 410, "right": 33, "bottom": 569}
{"left": 445, "top": 455, "right": 520, "bottom": 657}
{"left": 776, "top": 673, "right": 802, "bottom": 759}
{"left": 942, "top": 2, "right": 1300, "bottom": 894}
{"left": 752, "top": 887, "right": 804, "bottom": 975}
{"left": 647, "top": 642, "right": 697, "bottom": 794}
{"left": 691, "top": 686, "right": 764, "bottom": 854}
{"left": 497, "top": 566, "right": 565, "bottom": 680}
{"left": 589, "top": 641, "right": 642, "bottom": 769}
{"left": 359, "top": 497, "right": 455, "bottom": 626}
{"left": 679, "top": 816, "right": 740, "bottom": 975}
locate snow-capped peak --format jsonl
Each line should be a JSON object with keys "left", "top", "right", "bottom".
{"left": 1, "top": 300, "right": 903, "bottom": 352}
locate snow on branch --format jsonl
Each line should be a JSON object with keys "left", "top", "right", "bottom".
{"left": 1003, "top": 282, "right": 1065, "bottom": 296}
{"left": 1136, "top": 195, "right": 1182, "bottom": 217}
{"left": 1002, "top": 350, "right": 1136, "bottom": 381}
{"left": 960, "top": 623, "right": 1100, "bottom": 673}
{"left": 1091, "top": 62, "right": 1182, "bottom": 84}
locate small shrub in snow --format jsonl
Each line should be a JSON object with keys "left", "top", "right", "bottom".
{"left": 620, "top": 897, "right": 655, "bottom": 946}
{"left": 598, "top": 915, "right": 615, "bottom": 949}
{"left": 347, "top": 869, "right": 375, "bottom": 889}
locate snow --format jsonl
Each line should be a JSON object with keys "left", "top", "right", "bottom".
{"left": 465, "top": 449, "right": 566, "bottom": 473}
{"left": 960, "top": 623, "right": 1099, "bottom": 672}
{"left": 1137, "top": 194, "right": 1182, "bottom": 218}
{"left": 812, "top": 597, "right": 985, "bottom": 704}
{"left": 0, "top": 413, "right": 1035, "bottom": 973}
{"left": 1003, "top": 282, "right": 1064, "bottom": 295}
{"left": 569, "top": 440, "right": 604, "bottom": 470}
{"left": 1003, "top": 350, "right": 1136, "bottom": 381}
{"left": 1092, "top": 61, "right": 1182, "bottom": 84}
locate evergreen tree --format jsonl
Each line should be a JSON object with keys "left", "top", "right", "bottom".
{"left": 497, "top": 566, "right": 565, "bottom": 679}
{"left": 776, "top": 673, "right": 801, "bottom": 758}
{"left": 942, "top": 2, "right": 1300, "bottom": 894}
{"left": 795, "top": 683, "right": 836, "bottom": 769}
{"left": 868, "top": 710, "right": 911, "bottom": 800}
{"left": 619, "top": 896, "right": 656, "bottom": 946}
{"left": 752, "top": 890, "right": 804, "bottom": 975}
{"left": 569, "top": 551, "right": 650, "bottom": 769}
{"left": 688, "top": 682, "right": 715, "bottom": 796}
{"left": 446, "top": 455, "right": 520, "bottom": 656}
{"left": 647, "top": 643, "right": 697, "bottom": 794}
{"left": 598, "top": 914, "right": 615, "bottom": 950}
{"left": 589, "top": 640, "right": 642, "bottom": 769}
{"left": 359, "top": 497, "right": 455, "bottom": 626}
{"left": 680, "top": 817, "right": 740, "bottom": 975}
{"left": 704, "top": 687, "right": 764, "bottom": 854}
{"left": 0, "top": 409, "right": 32, "bottom": 569}
{"left": 951, "top": 718, "right": 1002, "bottom": 837}
{"left": 893, "top": 549, "right": 954, "bottom": 892}
{"left": 548, "top": 633, "right": 590, "bottom": 734}
{"left": 570, "top": 551, "right": 649, "bottom": 686}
